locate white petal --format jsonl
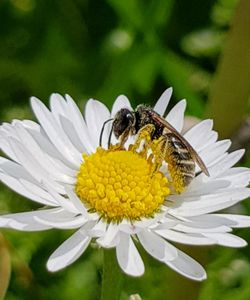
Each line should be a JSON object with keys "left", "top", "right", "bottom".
{"left": 0, "top": 137, "right": 18, "bottom": 162}
{"left": 170, "top": 200, "right": 236, "bottom": 218}
{"left": 90, "top": 219, "right": 107, "bottom": 237}
{"left": 165, "top": 249, "right": 207, "bottom": 281}
{"left": 160, "top": 215, "right": 231, "bottom": 231}
{"left": 134, "top": 212, "right": 166, "bottom": 228}
{"left": 116, "top": 233, "right": 144, "bottom": 277}
{"left": 173, "top": 223, "right": 231, "bottom": 233}
{"left": 23, "top": 124, "right": 77, "bottom": 174}
{"left": 152, "top": 218, "right": 178, "bottom": 230}
{"left": 156, "top": 229, "right": 216, "bottom": 245}
{"left": 34, "top": 213, "right": 86, "bottom": 229}
{"left": 36, "top": 217, "right": 86, "bottom": 229}
{"left": 85, "top": 99, "right": 110, "bottom": 148}
{"left": 170, "top": 188, "right": 250, "bottom": 217}
{"left": 65, "top": 187, "right": 89, "bottom": 217}
{"left": 208, "top": 150, "right": 245, "bottom": 177}
{"left": 215, "top": 214, "right": 250, "bottom": 228}
{"left": 197, "top": 141, "right": 231, "bottom": 173}
{"left": 153, "top": 88, "right": 173, "bottom": 116}
{"left": 43, "top": 183, "right": 77, "bottom": 213}
{"left": 0, "top": 157, "right": 37, "bottom": 184}
{"left": 111, "top": 95, "right": 132, "bottom": 116}
{"left": 184, "top": 119, "right": 214, "bottom": 149}
{"left": 118, "top": 223, "right": 142, "bottom": 235}
{"left": 0, "top": 173, "right": 57, "bottom": 206}
{"left": 137, "top": 230, "right": 177, "bottom": 261}
{"left": 196, "top": 131, "right": 218, "bottom": 153}
{"left": 20, "top": 179, "right": 64, "bottom": 202}
{"left": 47, "top": 228, "right": 91, "bottom": 272}
{"left": 203, "top": 233, "right": 247, "bottom": 248}
{"left": 7, "top": 138, "right": 66, "bottom": 194}
{"left": 18, "top": 119, "right": 40, "bottom": 130}
{"left": 119, "top": 213, "right": 165, "bottom": 234}
{"left": 7, "top": 138, "right": 48, "bottom": 181}
{"left": 188, "top": 214, "right": 243, "bottom": 227}
{"left": 165, "top": 99, "right": 186, "bottom": 132}
{"left": 182, "top": 179, "right": 231, "bottom": 197}
{"left": 219, "top": 167, "right": 250, "bottom": 187}
{"left": 30, "top": 97, "right": 82, "bottom": 167}
{"left": 50, "top": 94, "right": 89, "bottom": 153}
{"left": 97, "top": 223, "right": 120, "bottom": 248}
{"left": 59, "top": 115, "right": 88, "bottom": 153}
{"left": 0, "top": 208, "right": 63, "bottom": 231}
{"left": 49, "top": 93, "right": 67, "bottom": 122}
{"left": 65, "top": 94, "right": 95, "bottom": 153}
{"left": 0, "top": 122, "right": 16, "bottom": 138}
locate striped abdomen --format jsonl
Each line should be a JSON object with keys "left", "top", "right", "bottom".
{"left": 164, "top": 133, "right": 195, "bottom": 193}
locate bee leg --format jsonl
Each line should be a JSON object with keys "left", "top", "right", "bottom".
{"left": 111, "top": 128, "right": 130, "bottom": 150}
{"left": 151, "top": 137, "right": 168, "bottom": 173}
{"left": 131, "top": 124, "right": 155, "bottom": 152}
{"left": 151, "top": 137, "right": 182, "bottom": 193}
{"left": 162, "top": 133, "right": 189, "bottom": 194}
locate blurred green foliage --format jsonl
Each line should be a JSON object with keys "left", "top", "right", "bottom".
{"left": 0, "top": 0, "right": 249, "bottom": 299}
{"left": 0, "top": 0, "right": 229, "bottom": 119}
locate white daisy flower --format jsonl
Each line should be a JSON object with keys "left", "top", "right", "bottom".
{"left": 0, "top": 88, "right": 250, "bottom": 281}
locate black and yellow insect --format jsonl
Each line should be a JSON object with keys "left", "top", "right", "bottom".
{"left": 100, "top": 105, "right": 209, "bottom": 193}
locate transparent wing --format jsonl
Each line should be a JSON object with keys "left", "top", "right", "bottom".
{"left": 151, "top": 112, "right": 210, "bottom": 176}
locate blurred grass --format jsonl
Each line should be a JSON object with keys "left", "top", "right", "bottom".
{"left": 0, "top": 0, "right": 249, "bottom": 299}
{"left": 205, "top": 0, "right": 250, "bottom": 138}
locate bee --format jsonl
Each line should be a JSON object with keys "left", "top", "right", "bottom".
{"left": 99, "top": 104, "right": 209, "bottom": 193}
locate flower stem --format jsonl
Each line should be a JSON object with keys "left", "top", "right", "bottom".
{"left": 101, "top": 248, "right": 123, "bottom": 300}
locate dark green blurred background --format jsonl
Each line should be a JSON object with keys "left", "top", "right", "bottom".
{"left": 0, "top": 0, "right": 250, "bottom": 299}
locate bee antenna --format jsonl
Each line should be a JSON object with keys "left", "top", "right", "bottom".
{"left": 99, "top": 118, "right": 113, "bottom": 147}
{"left": 108, "top": 122, "right": 114, "bottom": 147}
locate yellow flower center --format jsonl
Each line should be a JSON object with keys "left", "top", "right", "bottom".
{"left": 75, "top": 147, "right": 170, "bottom": 222}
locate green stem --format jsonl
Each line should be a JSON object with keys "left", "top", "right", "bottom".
{"left": 101, "top": 249, "right": 123, "bottom": 300}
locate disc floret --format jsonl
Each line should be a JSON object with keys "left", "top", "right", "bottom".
{"left": 75, "top": 147, "right": 170, "bottom": 222}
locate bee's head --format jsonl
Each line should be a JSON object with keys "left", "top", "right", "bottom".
{"left": 113, "top": 108, "right": 135, "bottom": 139}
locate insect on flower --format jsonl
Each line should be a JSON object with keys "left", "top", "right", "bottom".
{"left": 1, "top": 88, "right": 250, "bottom": 281}
{"left": 100, "top": 104, "right": 210, "bottom": 193}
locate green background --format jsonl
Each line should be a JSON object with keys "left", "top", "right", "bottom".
{"left": 0, "top": 0, "right": 250, "bottom": 299}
